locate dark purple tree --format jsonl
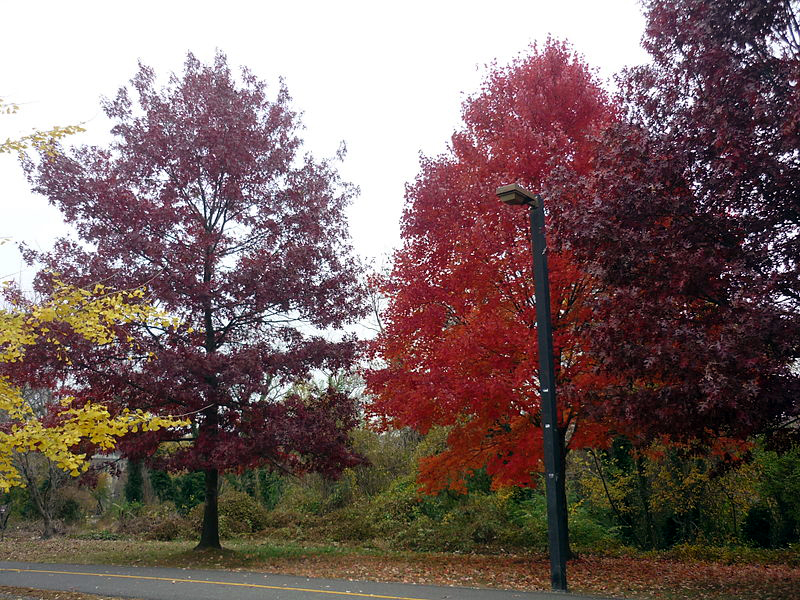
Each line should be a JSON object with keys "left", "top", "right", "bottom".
{"left": 628, "top": 0, "right": 800, "bottom": 310}
{"left": 27, "top": 52, "right": 366, "bottom": 548}
{"left": 548, "top": 0, "right": 799, "bottom": 446}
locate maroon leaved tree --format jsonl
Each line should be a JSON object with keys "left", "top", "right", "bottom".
{"left": 548, "top": 0, "right": 800, "bottom": 446}
{"left": 26, "top": 52, "right": 366, "bottom": 549}
{"left": 629, "top": 0, "right": 800, "bottom": 312}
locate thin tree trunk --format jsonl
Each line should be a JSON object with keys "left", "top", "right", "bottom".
{"left": 29, "top": 478, "right": 56, "bottom": 539}
{"left": 41, "top": 511, "right": 55, "bottom": 539}
{"left": 589, "top": 449, "right": 642, "bottom": 547}
{"left": 17, "top": 453, "right": 57, "bottom": 539}
{"left": 634, "top": 452, "right": 655, "bottom": 549}
{"left": 196, "top": 467, "right": 221, "bottom": 549}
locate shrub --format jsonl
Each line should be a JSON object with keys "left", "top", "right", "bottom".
{"left": 124, "top": 460, "right": 144, "bottom": 503}
{"left": 569, "top": 504, "right": 623, "bottom": 551}
{"left": 75, "top": 530, "right": 122, "bottom": 540}
{"left": 365, "top": 476, "right": 421, "bottom": 536}
{"left": 189, "top": 490, "right": 269, "bottom": 538}
{"left": 145, "top": 513, "right": 191, "bottom": 541}
{"left": 149, "top": 470, "right": 177, "bottom": 504}
{"left": 743, "top": 504, "right": 774, "bottom": 548}
{"left": 258, "top": 469, "right": 284, "bottom": 509}
{"left": 509, "top": 495, "right": 549, "bottom": 550}
{"left": 175, "top": 472, "right": 206, "bottom": 514}
{"left": 113, "top": 502, "right": 175, "bottom": 536}
{"left": 390, "top": 492, "right": 517, "bottom": 552}
{"left": 390, "top": 514, "right": 440, "bottom": 551}
{"left": 56, "top": 486, "right": 94, "bottom": 524}
{"left": 57, "top": 498, "right": 83, "bottom": 524}
{"left": 109, "top": 500, "right": 144, "bottom": 527}
{"left": 325, "top": 504, "right": 377, "bottom": 542}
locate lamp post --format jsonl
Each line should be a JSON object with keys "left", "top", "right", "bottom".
{"left": 496, "top": 183, "right": 568, "bottom": 592}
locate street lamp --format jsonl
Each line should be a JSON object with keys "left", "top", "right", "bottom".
{"left": 497, "top": 183, "right": 569, "bottom": 592}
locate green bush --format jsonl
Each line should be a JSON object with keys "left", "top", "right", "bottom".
{"left": 124, "top": 460, "right": 144, "bottom": 503}
{"left": 365, "top": 476, "right": 421, "bottom": 533}
{"left": 74, "top": 530, "right": 122, "bottom": 540}
{"left": 57, "top": 497, "right": 83, "bottom": 524}
{"left": 389, "top": 514, "right": 440, "bottom": 550}
{"left": 147, "top": 470, "right": 206, "bottom": 514}
{"left": 444, "top": 494, "right": 512, "bottom": 548}
{"left": 144, "top": 510, "right": 191, "bottom": 541}
{"left": 569, "top": 505, "right": 623, "bottom": 551}
{"left": 258, "top": 469, "right": 284, "bottom": 509}
{"left": 1, "top": 487, "right": 32, "bottom": 520}
{"left": 509, "top": 495, "right": 549, "bottom": 550}
{"left": 389, "top": 492, "right": 518, "bottom": 552}
{"left": 743, "top": 504, "right": 774, "bottom": 548}
{"left": 175, "top": 472, "right": 206, "bottom": 514}
{"left": 666, "top": 542, "right": 800, "bottom": 566}
{"left": 189, "top": 490, "right": 269, "bottom": 538}
{"left": 113, "top": 502, "right": 181, "bottom": 536}
{"left": 262, "top": 507, "right": 308, "bottom": 528}
{"left": 149, "top": 470, "right": 177, "bottom": 504}
{"left": 325, "top": 504, "right": 377, "bottom": 542}
{"left": 752, "top": 444, "right": 800, "bottom": 547}
{"left": 347, "top": 429, "right": 420, "bottom": 497}
{"left": 109, "top": 500, "right": 144, "bottom": 524}
{"left": 55, "top": 486, "right": 93, "bottom": 525}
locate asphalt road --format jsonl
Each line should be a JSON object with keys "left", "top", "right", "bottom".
{"left": 0, "top": 561, "right": 614, "bottom": 600}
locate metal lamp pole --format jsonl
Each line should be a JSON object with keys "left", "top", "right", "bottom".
{"left": 496, "top": 183, "right": 568, "bottom": 592}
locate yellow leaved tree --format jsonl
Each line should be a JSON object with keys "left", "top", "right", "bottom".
{"left": 1, "top": 97, "right": 185, "bottom": 494}
{"left": 0, "top": 98, "right": 85, "bottom": 157}
{"left": 0, "top": 281, "right": 188, "bottom": 492}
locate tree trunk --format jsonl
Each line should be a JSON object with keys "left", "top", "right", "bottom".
{"left": 20, "top": 456, "right": 57, "bottom": 540}
{"left": 41, "top": 511, "right": 55, "bottom": 539}
{"left": 196, "top": 467, "right": 221, "bottom": 549}
{"left": 634, "top": 452, "right": 655, "bottom": 549}
{"left": 195, "top": 251, "right": 222, "bottom": 551}
{"left": 29, "top": 481, "right": 55, "bottom": 539}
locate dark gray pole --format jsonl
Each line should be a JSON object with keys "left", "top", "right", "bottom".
{"left": 496, "top": 184, "right": 568, "bottom": 592}
{"left": 529, "top": 198, "right": 568, "bottom": 592}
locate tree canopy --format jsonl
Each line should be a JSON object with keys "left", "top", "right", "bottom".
{"left": 549, "top": 0, "right": 799, "bottom": 444}
{"left": 368, "top": 2, "right": 799, "bottom": 495}
{"left": 366, "top": 42, "right": 615, "bottom": 493}
{"left": 26, "top": 52, "right": 366, "bottom": 548}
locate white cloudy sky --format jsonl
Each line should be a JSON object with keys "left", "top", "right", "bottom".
{"left": 1, "top": 0, "right": 648, "bottom": 288}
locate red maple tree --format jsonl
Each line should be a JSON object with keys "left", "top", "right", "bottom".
{"left": 25, "top": 52, "right": 366, "bottom": 548}
{"left": 365, "top": 42, "right": 615, "bottom": 493}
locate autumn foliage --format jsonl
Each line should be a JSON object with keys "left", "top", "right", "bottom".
{"left": 0, "top": 282, "right": 186, "bottom": 491}
{"left": 548, "top": 0, "right": 800, "bottom": 444}
{"left": 368, "top": 2, "right": 799, "bottom": 495}
{"left": 25, "top": 52, "right": 365, "bottom": 547}
{"left": 366, "top": 42, "right": 615, "bottom": 492}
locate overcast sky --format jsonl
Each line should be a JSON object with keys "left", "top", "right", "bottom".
{"left": 1, "top": 0, "right": 648, "bottom": 289}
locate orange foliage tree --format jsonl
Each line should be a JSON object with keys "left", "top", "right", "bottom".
{"left": 365, "top": 42, "right": 615, "bottom": 493}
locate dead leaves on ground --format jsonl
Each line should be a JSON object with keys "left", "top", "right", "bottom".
{"left": 1, "top": 537, "right": 799, "bottom": 599}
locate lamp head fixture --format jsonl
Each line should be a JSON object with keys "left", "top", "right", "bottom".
{"left": 496, "top": 183, "right": 540, "bottom": 207}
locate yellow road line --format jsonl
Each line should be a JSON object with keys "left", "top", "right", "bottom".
{"left": 0, "top": 567, "right": 429, "bottom": 600}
